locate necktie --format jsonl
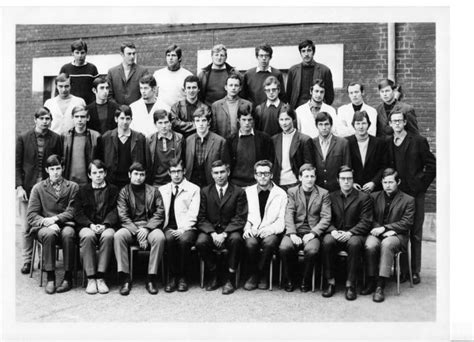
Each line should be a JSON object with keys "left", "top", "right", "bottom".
{"left": 219, "top": 187, "right": 224, "bottom": 200}
{"left": 175, "top": 185, "right": 179, "bottom": 196}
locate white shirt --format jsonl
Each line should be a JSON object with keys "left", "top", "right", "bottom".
{"left": 215, "top": 183, "right": 229, "bottom": 198}
{"left": 44, "top": 95, "right": 86, "bottom": 135}
{"left": 280, "top": 129, "right": 298, "bottom": 185}
{"left": 357, "top": 137, "right": 369, "bottom": 167}
{"left": 256, "top": 66, "right": 272, "bottom": 73}
{"left": 153, "top": 67, "right": 193, "bottom": 108}
{"left": 295, "top": 101, "right": 338, "bottom": 138}
{"left": 266, "top": 98, "right": 281, "bottom": 108}
{"left": 318, "top": 134, "right": 333, "bottom": 160}
{"left": 337, "top": 102, "right": 378, "bottom": 137}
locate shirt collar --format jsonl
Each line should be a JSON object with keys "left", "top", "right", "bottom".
{"left": 319, "top": 133, "right": 333, "bottom": 144}
{"left": 49, "top": 178, "right": 63, "bottom": 187}
{"left": 266, "top": 98, "right": 280, "bottom": 108}
{"left": 215, "top": 183, "right": 229, "bottom": 194}
{"left": 34, "top": 128, "right": 48, "bottom": 137}
{"left": 282, "top": 128, "right": 296, "bottom": 136}
{"left": 309, "top": 99, "right": 323, "bottom": 110}
{"left": 239, "top": 129, "right": 255, "bottom": 137}
{"left": 72, "top": 61, "right": 88, "bottom": 67}
{"left": 118, "top": 130, "right": 131, "bottom": 138}
{"left": 257, "top": 183, "right": 273, "bottom": 193}
{"left": 393, "top": 130, "right": 407, "bottom": 143}
{"left": 256, "top": 66, "right": 272, "bottom": 73}
{"left": 157, "top": 131, "right": 173, "bottom": 140}
{"left": 92, "top": 181, "right": 107, "bottom": 189}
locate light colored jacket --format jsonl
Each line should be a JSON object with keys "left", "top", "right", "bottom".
{"left": 337, "top": 102, "right": 377, "bottom": 137}
{"left": 130, "top": 98, "right": 170, "bottom": 138}
{"left": 295, "top": 101, "right": 339, "bottom": 138}
{"left": 44, "top": 95, "right": 86, "bottom": 135}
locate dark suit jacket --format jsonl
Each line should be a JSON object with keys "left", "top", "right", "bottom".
{"left": 16, "top": 129, "right": 63, "bottom": 196}
{"left": 74, "top": 182, "right": 119, "bottom": 229}
{"left": 375, "top": 100, "right": 419, "bottom": 138}
{"left": 197, "top": 183, "right": 248, "bottom": 234}
{"left": 313, "top": 135, "right": 351, "bottom": 192}
{"left": 106, "top": 63, "right": 149, "bottom": 106}
{"left": 346, "top": 135, "right": 387, "bottom": 191}
{"left": 388, "top": 132, "right": 436, "bottom": 196}
{"left": 372, "top": 190, "right": 415, "bottom": 246}
{"left": 170, "top": 99, "right": 210, "bottom": 137}
{"left": 272, "top": 130, "right": 315, "bottom": 185}
{"left": 185, "top": 131, "right": 230, "bottom": 186}
{"left": 285, "top": 185, "right": 331, "bottom": 236}
{"left": 101, "top": 129, "right": 148, "bottom": 185}
{"left": 211, "top": 97, "right": 253, "bottom": 139}
{"left": 86, "top": 100, "right": 119, "bottom": 134}
{"left": 328, "top": 189, "right": 373, "bottom": 235}
{"left": 286, "top": 60, "right": 334, "bottom": 107}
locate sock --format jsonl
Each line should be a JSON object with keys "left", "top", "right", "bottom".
{"left": 147, "top": 274, "right": 156, "bottom": 283}
{"left": 46, "top": 271, "right": 55, "bottom": 282}
{"left": 96, "top": 272, "right": 105, "bottom": 279}
{"left": 119, "top": 272, "right": 130, "bottom": 283}
{"left": 228, "top": 269, "right": 236, "bottom": 285}
{"left": 87, "top": 274, "right": 96, "bottom": 280}
{"left": 376, "top": 276, "right": 387, "bottom": 289}
{"left": 63, "top": 271, "right": 72, "bottom": 282}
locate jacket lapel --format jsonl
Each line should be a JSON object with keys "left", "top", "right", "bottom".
{"left": 326, "top": 136, "right": 337, "bottom": 158}
{"left": 220, "top": 184, "right": 234, "bottom": 208}
{"left": 130, "top": 131, "right": 137, "bottom": 153}
{"left": 298, "top": 186, "right": 307, "bottom": 212}
{"left": 314, "top": 138, "right": 323, "bottom": 159}
{"left": 204, "top": 133, "right": 215, "bottom": 160}
{"left": 289, "top": 132, "right": 299, "bottom": 158}
{"left": 365, "top": 136, "right": 376, "bottom": 165}
{"left": 275, "top": 134, "right": 283, "bottom": 165}
{"left": 307, "top": 187, "right": 319, "bottom": 211}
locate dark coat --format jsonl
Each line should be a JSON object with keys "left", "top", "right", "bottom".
{"left": 198, "top": 62, "right": 239, "bottom": 106}
{"left": 146, "top": 131, "right": 185, "bottom": 184}
{"left": 170, "top": 99, "right": 211, "bottom": 137}
{"left": 86, "top": 100, "right": 119, "bottom": 134}
{"left": 328, "top": 189, "right": 373, "bottom": 235}
{"left": 375, "top": 100, "right": 419, "bottom": 138}
{"left": 106, "top": 63, "right": 149, "bottom": 106}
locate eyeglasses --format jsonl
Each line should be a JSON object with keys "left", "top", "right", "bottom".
{"left": 339, "top": 177, "right": 353, "bottom": 181}
{"left": 255, "top": 172, "right": 272, "bottom": 177}
{"left": 390, "top": 119, "right": 405, "bottom": 124}
{"left": 169, "top": 170, "right": 184, "bottom": 174}
{"left": 264, "top": 88, "right": 279, "bottom": 93}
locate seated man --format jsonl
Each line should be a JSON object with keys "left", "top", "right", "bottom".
{"left": 26, "top": 154, "right": 79, "bottom": 294}
{"left": 196, "top": 160, "right": 248, "bottom": 295}
{"left": 159, "top": 159, "right": 200, "bottom": 292}
{"left": 114, "top": 162, "right": 165, "bottom": 296}
{"left": 279, "top": 163, "right": 331, "bottom": 292}
{"left": 321, "top": 166, "right": 372, "bottom": 300}
{"left": 362, "top": 168, "right": 415, "bottom": 303}
{"left": 74, "top": 160, "right": 120, "bottom": 294}
{"left": 243, "top": 160, "right": 287, "bottom": 290}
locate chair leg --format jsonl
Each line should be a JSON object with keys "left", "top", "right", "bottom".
{"left": 312, "top": 262, "right": 316, "bottom": 292}
{"left": 396, "top": 253, "right": 401, "bottom": 296}
{"left": 319, "top": 259, "right": 324, "bottom": 291}
{"left": 30, "top": 239, "right": 37, "bottom": 278}
{"left": 235, "top": 262, "right": 240, "bottom": 289}
{"left": 408, "top": 241, "right": 414, "bottom": 288}
{"left": 278, "top": 259, "right": 282, "bottom": 289}
{"left": 269, "top": 256, "right": 274, "bottom": 291}
{"left": 39, "top": 243, "right": 44, "bottom": 287}
{"left": 199, "top": 257, "right": 205, "bottom": 288}
{"left": 161, "top": 257, "right": 166, "bottom": 286}
{"left": 130, "top": 249, "right": 134, "bottom": 283}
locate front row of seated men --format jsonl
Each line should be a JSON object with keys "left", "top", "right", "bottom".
{"left": 26, "top": 153, "right": 414, "bottom": 303}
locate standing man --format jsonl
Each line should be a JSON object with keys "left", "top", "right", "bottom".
{"left": 62, "top": 105, "right": 103, "bottom": 187}
{"left": 159, "top": 159, "right": 200, "bottom": 292}
{"left": 271, "top": 106, "right": 315, "bottom": 190}
{"left": 185, "top": 107, "right": 229, "bottom": 188}
{"left": 16, "top": 107, "right": 63, "bottom": 274}
{"left": 102, "top": 105, "right": 147, "bottom": 188}
{"left": 74, "top": 160, "right": 119, "bottom": 294}
{"left": 376, "top": 79, "right": 418, "bottom": 138}
{"left": 44, "top": 73, "right": 86, "bottom": 135}
{"left": 153, "top": 44, "right": 193, "bottom": 108}
{"left": 106, "top": 42, "right": 149, "bottom": 106}
{"left": 387, "top": 112, "right": 436, "bottom": 284}
{"left": 254, "top": 76, "right": 286, "bottom": 137}
{"left": 198, "top": 44, "right": 239, "bottom": 107}
{"left": 196, "top": 160, "right": 248, "bottom": 295}
{"left": 170, "top": 75, "right": 211, "bottom": 138}
{"left": 242, "top": 160, "right": 287, "bottom": 290}
{"left": 242, "top": 43, "right": 286, "bottom": 106}
{"left": 211, "top": 73, "right": 253, "bottom": 139}
{"left": 286, "top": 39, "right": 334, "bottom": 108}
{"left": 362, "top": 168, "right": 415, "bottom": 303}
{"left": 313, "top": 112, "right": 351, "bottom": 192}
{"left": 337, "top": 82, "right": 378, "bottom": 137}
{"left": 295, "top": 79, "right": 338, "bottom": 138}
{"left": 321, "top": 166, "right": 372, "bottom": 300}
{"left": 279, "top": 164, "right": 331, "bottom": 292}
{"left": 59, "top": 39, "right": 99, "bottom": 105}
{"left": 86, "top": 76, "right": 119, "bottom": 134}
{"left": 26, "top": 155, "right": 79, "bottom": 294}
{"left": 114, "top": 162, "right": 165, "bottom": 295}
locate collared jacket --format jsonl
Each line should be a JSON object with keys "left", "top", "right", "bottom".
{"left": 170, "top": 99, "right": 211, "bottom": 137}
{"left": 211, "top": 96, "right": 253, "bottom": 139}
{"left": 375, "top": 100, "right": 419, "bottom": 138}
{"left": 106, "top": 63, "right": 149, "bottom": 106}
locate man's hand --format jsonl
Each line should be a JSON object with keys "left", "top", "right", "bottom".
{"left": 257, "top": 227, "right": 273, "bottom": 239}
{"left": 302, "top": 232, "right": 316, "bottom": 245}
{"left": 89, "top": 224, "right": 99, "bottom": 234}
{"left": 137, "top": 227, "right": 150, "bottom": 249}
{"left": 362, "top": 182, "right": 375, "bottom": 193}
{"left": 95, "top": 224, "right": 106, "bottom": 234}
{"left": 42, "top": 217, "right": 57, "bottom": 227}
{"left": 353, "top": 183, "right": 362, "bottom": 191}
{"left": 243, "top": 230, "right": 254, "bottom": 239}
{"left": 211, "top": 232, "right": 226, "bottom": 248}
{"left": 382, "top": 230, "right": 396, "bottom": 237}
{"left": 331, "top": 230, "right": 343, "bottom": 241}
{"left": 48, "top": 224, "right": 60, "bottom": 232}
{"left": 370, "top": 226, "right": 385, "bottom": 237}
{"left": 339, "top": 231, "right": 353, "bottom": 243}
{"left": 289, "top": 234, "right": 302, "bottom": 246}
{"left": 170, "top": 229, "right": 184, "bottom": 238}
{"left": 17, "top": 186, "right": 28, "bottom": 202}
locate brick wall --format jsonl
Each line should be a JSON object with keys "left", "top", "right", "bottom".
{"left": 15, "top": 22, "right": 436, "bottom": 211}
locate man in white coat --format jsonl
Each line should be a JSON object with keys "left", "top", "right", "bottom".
{"left": 242, "top": 160, "right": 288, "bottom": 290}
{"left": 159, "top": 159, "right": 200, "bottom": 292}
{"left": 337, "top": 82, "right": 377, "bottom": 137}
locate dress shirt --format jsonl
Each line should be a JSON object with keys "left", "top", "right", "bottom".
{"left": 266, "top": 98, "right": 281, "bottom": 108}
{"left": 215, "top": 183, "right": 229, "bottom": 199}
{"left": 393, "top": 130, "right": 407, "bottom": 146}
{"left": 91, "top": 181, "right": 106, "bottom": 189}
{"left": 256, "top": 66, "right": 272, "bottom": 73}
{"left": 318, "top": 134, "right": 333, "bottom": 160}
{"left": 357, "top": 137, "right": 369, "bottom": 167}
{"left": 118, "top": 130, "right": 131, "bottom": 144}
{"left": 238, "top": 129, "right": 255, "bottom": 137}
{"left": 157, "top": 131, "right": 173, "bottom": 152}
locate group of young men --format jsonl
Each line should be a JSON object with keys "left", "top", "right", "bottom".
{"left": 16, "top": 38, "right": 436, "bottom": 303}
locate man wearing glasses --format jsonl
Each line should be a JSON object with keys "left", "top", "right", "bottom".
{"left": 254, "top": 76, "right": 286, "bottom": 137}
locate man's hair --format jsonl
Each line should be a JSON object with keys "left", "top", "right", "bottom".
{"left": 315, "top": 111, "right": 333, "bottom": 126}
{"left": 255, "top": 43, "right": 273, "bottom": 58}
{"left": 278, "top": 104, "right": 296, "bottom": 121}
{"left": 299, "top": 163, "right": 316, "bottom": 176}
{"left": 169, "top": 158, "right": 184, "bottom": 170}
{"left": 237, "top": 105, "right": 255, "bottom": 119}
{"left": 310, "top": 79, "right": 326, "bottom": 92}
{"left": 88, "top": 159, "right": 107, "bottom": 174}
{"left": 56, "top": 73, "right": 70, "bottom": 83}
{"left": 298, "top": 39, "right": 315, "bottom": 53}
{"left": 115, "top": 104, "right": 132, "bottom": 118}
{"left": 165, "top": 44, "right": 182, "bottom": 60}
{"left": 71, "top": 105, "right": 88, "bottom": 117}
{"left": 338, "top": 165, "right": 354, "bottom": 178}
{"left": 347, "top": 81, "right": 364, "bottom": 93}
{"left": 45, "top": 154, "right": 63, "bottom": 168}
{"left": 139, "top": 74, "right": 157, "bottom": 88}
{"left": 183, "top": 75, "right": 200, "bottom": 89}
{"left": 262, "top": 75, "right": 280, "bottom": 88}
{"left": 226, "top": 72, "right": 242, "bottom": 86}
{"left": 153, "top": 109, "right": 171, "bottom": 123}
{"left": 254, "top": 159, "right": 273, "bottom": 173}
{"left": 388, "top": 111, "right": 407, "bottom": 121}
{"left": 382, "top": 168, "right": 400, "bottom": 182}
{"left": 211, "top": 44, "right": 227, "bottom": 56}
{"left": 351, "top": 110, "right": 371, "bottom": 127}
{"left": 377, "top": 78, "right": 396, "bottom": 90}
{"left": 120, "top": 42, "right": 136, "bottom": 53}
{"left": 92, "top": 76, "right": 108, "bottom": 90}
{"left": 192, "top": 106, "right": 212, "bottom": 122}
{"left": 71, "top": 39, "right": 87, "bottom": 53}
{"left": 34, "top": 107, "right": 52, "bottom": 120}
{"left": 211, "top": 159, "right": 230, "bottom": 171}
{"left": 129, "top": 162, "right": 146, "bottom": 173}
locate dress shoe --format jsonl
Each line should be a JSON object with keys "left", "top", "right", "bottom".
{"left": 222, "top": 279, "right": 235, "bottom": 295}
{"left": 56, "top": 279, "right": 72, "bottom": 293}
{"left": 243, "top": 275, "right": 258, "bottom": 291}
{"left": 413, "top": 273, "right": 421, "bottom": 285}
{"left": 85, "top": 279, "right": 98, "bottom": 295}
{"left": 300, "top": 280, "right": 310, "bottom": 293}
{"left": 119, "top": 282, "right": 131, "bottom": 296}
{"left": 258, "top": 277, "right": 269, "bottom": 290}
{"left": 146, "top": 281, "right": 158, "bottom": 295}
{"left": 345, "top": 286, "right": 357, "bottom": 301}
{"left": 322, "top": 284, "right": 335, "bottom": 298}
{"left": 206, "top": 273, "right": 219, "bottom": 291}
{"left": 20, "top": 262, "right": 31, "bottom": 274}
{"left": 284, "top": 280, "right": 295, "bottom": 292}
{"left": 96, "top": 278, "right": 109, "bottom": 294}
{"left": 360, "top": 281, "right": 376, "bottom": 295}
{"left": 177, "top": 278, "right": 188, "bottom": 292}
{"left": 45, "top": 280, "right": 56, "bottom": 294}
{"left": 372, "top": 286, "right": 385, "bottom": 302}
{"left": 165, "top": 277, "right": 177, "bottom": 293}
